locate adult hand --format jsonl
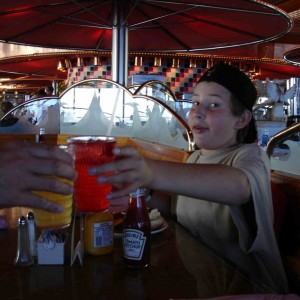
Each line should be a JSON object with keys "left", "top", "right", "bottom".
{"left": 0, "top": 141, "right": 77, "bottom": 212}
{"left": 88, "top": 146, "right": 154, "bottom": 199}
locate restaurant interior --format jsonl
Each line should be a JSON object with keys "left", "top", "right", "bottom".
{"left": 0, "top": 0, "right": 299, "bottom": 299}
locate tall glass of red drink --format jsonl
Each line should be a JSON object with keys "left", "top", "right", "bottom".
{"left": 67, "top": 136, "right": 116, "bottom": 212}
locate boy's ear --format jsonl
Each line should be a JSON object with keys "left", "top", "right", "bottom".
{"left": 234, "top": 110, "right": 252, "bottom": 129}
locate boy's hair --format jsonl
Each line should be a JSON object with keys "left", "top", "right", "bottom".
{"left": 198, "top": 62, "right": 258, "bottom": 143}
{"left": 230, "top": 93, "right": 255, "bottom": 143}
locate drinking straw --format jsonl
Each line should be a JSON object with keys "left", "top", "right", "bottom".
{"left": 106, "top": 87, "right": 121, "bottom": 137}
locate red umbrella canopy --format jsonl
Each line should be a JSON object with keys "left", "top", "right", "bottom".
{"left": 0, "top": 50, "right": 105, "bottom": 93}
{"left": 0, "top": 50, "right": 102, "bottom": 77}
{"left": 0, "top": 76, "right": 63, "bottom": 90}
{"left": 253, "top": 61, "right": 300, "bottom": 79}
{"left": 0, "top": 0, "right": 292, "bottom": 52}
{"left": 283, "top": 46, "right": 300, "bottom": 65}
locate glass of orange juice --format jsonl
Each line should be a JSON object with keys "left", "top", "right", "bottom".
{"left": 33, "top": 145, "right": 74, "bottom": 229}
{"left": 33, "top": 179, "right": 73, "bottom": 229}
{"left": 67, "top": 136, "right": 116, "bottom": 213}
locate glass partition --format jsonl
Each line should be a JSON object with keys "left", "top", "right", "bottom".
{"left": 60, "top": 79, "right": 192, "bottom": 150}
{"left": 0, "top": 79, "right": 193, "bottom": 150}
{"left": 0, "top": 97, "right": 60, "bottom": 134}
{"left": 130, "top": 80, "right": 192, "bottom": 124}
{"left": 132, "top": 80, "right": 176, "bottom": 107}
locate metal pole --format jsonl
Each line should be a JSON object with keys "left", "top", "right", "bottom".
{"left": 53, "top": 80, "right": 58, "bottom": 96}
{"left": 112, "top": 0, "right": 128, "bottom": 86}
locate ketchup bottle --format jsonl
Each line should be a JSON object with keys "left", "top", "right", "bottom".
{"left": 123, "top": 188, "right": 151, "bottom": 268}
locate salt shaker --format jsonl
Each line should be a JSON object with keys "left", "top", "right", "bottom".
{"left": 35, "top": 127, "right": 45, "bottom": 143}
{"left": 14, "top": 216, "right": 34, "bottom": 266}
{"left": 27, "top": 212, "right": 37, "bottom": 257}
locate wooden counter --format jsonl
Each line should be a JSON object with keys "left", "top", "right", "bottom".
{"left": 0, "top": 217, "right": 271, "bottom": 300}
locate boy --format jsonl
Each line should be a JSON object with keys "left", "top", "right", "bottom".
{"left": 90, "top": 63, "right": 288, "bottom": 293}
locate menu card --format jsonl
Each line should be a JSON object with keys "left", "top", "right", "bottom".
{"left": 70, "top": 211, "right": 84, "bottom": 266}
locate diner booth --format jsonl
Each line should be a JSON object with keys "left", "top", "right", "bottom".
{"left": 0, "top": 78, "right": 300, "bottom": 298}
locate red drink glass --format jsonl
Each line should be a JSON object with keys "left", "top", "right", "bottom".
{"left": 67, "top": 136, "right": 116, "bottom": 212}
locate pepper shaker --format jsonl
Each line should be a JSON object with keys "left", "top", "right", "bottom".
{"left": 27, "top": 212, "right": 37, "bottom": 257}
{"left": 14, "top": 216, "right": 35, "bottom": 266}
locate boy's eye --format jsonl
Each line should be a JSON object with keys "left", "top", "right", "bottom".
{"left": 192, "top": 101, "right": 200, "bottom": 106}
{"left": 209, "top": 103, "right": 219, "bottom": 108}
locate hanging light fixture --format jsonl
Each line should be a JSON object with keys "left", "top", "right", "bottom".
{"left": 57, "top": 60, "right": 63, "bottom": 70}
{"left": 57, "top": 60, "right": 67, "bottom": 72}
{"left": 76, "top": 57, "right": 84, "bottom": 67}
{"left": 93, "top": 56, "right": 101, "bottom": 66}
{"left": 206, "top": 59, "right": 214, "bottom": 69}
{"left": 238, "top": 62, "right": 244, "bottom": 72}
{"left": 189, "top": 59, "right": 196, "bottom": 68}
{"left": 172, "top": 58, "right": 180, "bottom": 68}
{"left": 154, "top": 57, "right": 161, "bottom": 67}
{"left": 255, "top": 66, "right": 261, "bottom": 75}
{"left": 134, "top": 56, "right": 143, "bottom": 66}
{"left": 64, "top": 59, "right": 72, "bottom": 69}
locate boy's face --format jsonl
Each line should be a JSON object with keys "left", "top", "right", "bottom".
{"left": 188, "top": 81, "right": 242, "bottom": 154}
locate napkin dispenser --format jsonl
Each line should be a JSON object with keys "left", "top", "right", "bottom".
{"left": 37, "top": 231, "right": 67, "bottom": 265}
